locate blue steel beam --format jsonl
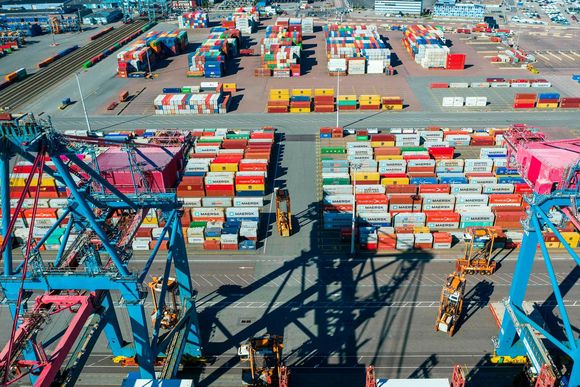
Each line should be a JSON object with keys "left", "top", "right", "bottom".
{"left": 0, "top": 151, "right": 12, "bottom": 275}
{"left": 51, "top": 157, "right": 129, "bottom": 276}
{"left": 31, "top": 208, "right": 71, "bottom": 254}
{"left": 138, "top": 212, "right": 173, "bottom": 283}
{"left": 536, "top": 207, "right": 580, "bottom": 267}
{"left": 54, "top": 219, "right": 74, "bottom": 267}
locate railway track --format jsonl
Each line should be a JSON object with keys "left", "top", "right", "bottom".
{"left": 0, "top": 20, "right": 149, "bottom": 112}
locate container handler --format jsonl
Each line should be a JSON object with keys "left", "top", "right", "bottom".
{"left": 238, "top": 334, "right": 284, "bottom": 386}
{"left": 148, "top": 276, "right": 179, "bottom": 329}
{"left": 435, "top": 272, "right": 466, "bottom": 336}
{"left": 527, "top": 64, "right": 540, "bottom": 74}
{"left": 275, "top": 188, "right": 292, "bottom": 237}
{"left": 455, "top": 227, "right": 498, "bottom": 275}
{"left": 59, "top": 97, "right": 72, "bottom": 110}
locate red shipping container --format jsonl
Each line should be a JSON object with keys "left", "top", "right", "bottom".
{"left": 489, "top": 194, "right": 522, "bottom": 205}
{"left": 428, "top": 147, "right": 454, "bottom": 159}
{"left": 375, "top": 147, "right": 401, "bottom": 156}
{"left": 403, "top": 154, "right": 430, "bottom": 161}
{"left": 356, "top": 194, "right": 388, "bottom": 204}
{"left": 203, "top": 240, "right": 221, "bottom": 250}
{"left": 513, "top": 183, "right": 532, "bottom": 194}
{"left": 513, "top": 103, "right": 536, "bottom": 109}
{"left": 433, "top": 232, "right": 452, "bottom": 242}
{"left": 323, "top": 204, "right": 353, "bottom": 212}
{"left": 430, "top": 83, "right": 448, "bottom": 89}
{"left": 426, "top": 211, "right": 460, "bottom": 223}
{"left": 385, "top": 185, "right": 418, "bottom": 194}
{"left": 419, "top": 184, "right": 450, "bottom": 194}
{"left": 407, "top": 166, "right": 435, "bottom": 173}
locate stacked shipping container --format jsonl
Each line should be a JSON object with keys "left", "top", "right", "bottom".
{"left": 178, "top": 11, "right": 209, "bottom": 29}
{"left": 153, "top": 83, "right": 230, "bottom": 114}
{"left": 324, "top": 24, "right": 391, "bottom": 75}
{"left": 402, "top": 24, "right": 466, "bottom": 69}
{"left": 319, "top": 127, "right": 542, "bottom": 250}
{"left": 187, "top": 27, "right": 241, "bottom": 78}
{"left": 256, "top": 19, "right": 302, "bottom": 77}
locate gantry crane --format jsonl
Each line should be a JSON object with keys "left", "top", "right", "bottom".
{"left": 238, "top": 334, "right": 284, "bottom": 386}
{"left": 494, "top": 124, "right": 580, "bottom": 386}
{"left": 275, "top": 188, "right": 292, "bottom": 237}
{"left": 455, "top": 227, "right": 498, "bottom": 275}
{"left": 435, "top": 272, "right": 466, "bottom": 336}
{"left": 0, "top": 115, "right": 201, "bottom": 386}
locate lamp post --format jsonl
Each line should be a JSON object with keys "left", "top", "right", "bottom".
{"left": 75, "top": 73, "right": 92, "bottom": 134}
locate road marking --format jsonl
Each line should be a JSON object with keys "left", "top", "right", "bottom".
{"left": 535, "top": 52, "right": 551, "bottom": 61}
{"left": 548, "top": 52, "right": 562, "bottom": 61}
{"left": 572, "top": 52, "right": 580, "bottom": 58}
{"left": 558, "top": 51, "right": 575, "bottom": 61}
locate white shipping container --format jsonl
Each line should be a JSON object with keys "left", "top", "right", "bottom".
{"left": 132, "top": 240, "right": 150, "bottom": 250}
{"left": 180, "top": 197, "right": 203, "bottom": 207}
{"left": 449, "top": 82, "right": 469, "bottom": 88}
{"left": 393, "top": 213, "right": 426, "bottom": 226}
{"left": 188, "top": 236, "right": 205, "bottom": 244}
{"left": 460, "top": 212, "right": 495, "bottom": 222}
{"left": 355, "top": 185, "right": 386, "bottom": 194}
{"left": 422, "top": 194, "right": 455, "bottom": 204}
{"left": 482, "top": 183, "right": 514, "bottom": 194}
{"left": 323, "top": 185, "right": 353, "bottom": 195}
{"left": 191, "top": 208, "right": 224, "bottom": 218}
{"left": 233, "top": 197, "right": 264, "bottom": 207}
{"left": 357, "top": 204, "right": 389, "bottom": 213}
{"left": 323, "top": 195, "right": 354, "bottom": 205}
{"left": 426, "top": 221, "right": 459, "bottom": 229}
{"left": 468, "top": 176, "right": 497, "bottom": 184}
{"left": 433, "top": 241, "right": 452, "bottom": 249}
{"left": 226, "top": 207, "right": 260, "bottom": 218}
{"left": 423, "top": 203, "right": 455, "bottom": 211}
{"left": 450, "top": 184, "right": 482, "bottom": 194}
{"left": 442, "top": 97, "right": 454, "bottom": 107}
{"left": 358, "top": 213, "right": 391, "bottom": 224}
{"left": 221, "top": 234, "right": 239, "bottom": 244}
{"left": 48, "top": 198, "right": 69, "bottom": 208}
{"left": 480, "top": 148, "right": 507, "bottom": 158}
{"left": 202, "top": 197, "right": 232, "bottom": 207}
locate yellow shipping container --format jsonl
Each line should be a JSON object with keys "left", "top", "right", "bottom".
{"left": 382, "top": 96, "right": 402, "bottom": 101}
{"left": 353, "top": 172, "right": 380, "bottom": 181}
{"left": 236, "top": 184, "right": 266, "bottom": 191}
{"left": 536, "top": 103, "right": 559, "bottom": 109}
{"left": 223, "top": 83, "right": 237, "bottom": 92}
{"left": 315, "top": 88, "right": 334, "bottom": 96}
{"left": 359, "top": 100, "right": 380, "bottom": 106}
{"left": 359, "top": 95, "right": 381, "bottom": 101}
{"left": 142, "top": 217, "right": 158, "bottom": 226}
{"left": 269, "top": 95, "right": 290, "bottom": 102}
{"left": 371, "top": 141, "right": 395, "bottom": 147}
{"left": 290, "top": 107, "right": 311, "bottom": 113}
{"left": 270, "top": 88, "right": 289, "bottom": 96}
{"left": 559, "top": 231, "right": 580, "bottom": 248}
{"left": 210, "top": 163, "right": 238, "bottom": 172}
{"left": 413, "top": 226, "right": 430, "bottom": 234}
{"left": 376, "top": 155, "right": 404, "bottom": 160}
{"left": 381, "top": 177, "right": 410, "bottom": 186}
{"left": 205, "top": 236, "right": 220, "bottom": 241}
{"left": 338, "top": 95, "right": 357, "bottom": 101}
{"left": 292, "top": 89, "right": 312, "bottom": 96}
{"left": 382, "top": 104, "right": 403, "bottom": 110}
{"left": 10, "top": 177, "right": 56, "bottom": 187}
{"left": 545, "top": 241, "right": 560, "bottom": 249}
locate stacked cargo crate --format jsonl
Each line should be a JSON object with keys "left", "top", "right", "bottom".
{"left": 319, "top": 127, "right": 544, "bottom": 251}
{"left": 337, "top": 95, "right": 357, "bottom": 110}
{"left": 513, "top": 93, "right": 536, "bottom": 109}
{"left": 536, "top": 93, "right": 560, "bottom": 109}
{"left": 314, "top": 89, "right": 335, "bottom": 112}
{"left": 153, "top": 83, "right": 230, "bottom": 115}
{"left": 256, "top": 19, "right": 302, "bottom": 77}
{"left": 117, "top": 30, "right": 188, "bottom": 77}
{"left": 267, "top": 89, "right": 290, "bottom": 113}
{"left": 402, "top": 25, "right": 465, "bottom": 70}
{"left": 359, "top": 95, "right": 381, "bottom": 110}
{"left": 221, "top": 7, "right": 260, "bottom": 34}
{"left": 560, "top": 98, "right": 580, "bottom": 109}
{"left": 324, "top": 24, "right": 391, "bottom": 75}
{"left": 382, "top": 97, "right": 403, "bottom": 110}
{"left": 178, "top": 11, "right": 209, "bottom": 29}
{"left": 290, "top": 89, "right": 312, "bottom": 113}
{"left": 187, "top": 27, "right": 241, "bottom": 78}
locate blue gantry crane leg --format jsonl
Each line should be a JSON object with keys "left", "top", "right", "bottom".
{"left": 496, "top": 155, "right": 580, "bottom": 385}
{"left": 0, "top": 115, "right": 202, "bottom": 385}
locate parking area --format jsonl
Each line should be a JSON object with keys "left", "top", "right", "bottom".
{"left": 531, "top": 50, "right": 580, "bottom": 70}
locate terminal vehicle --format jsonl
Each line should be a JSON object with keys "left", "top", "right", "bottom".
{"left": 148, "top": 276, "right": 180, "bottom": 330}
{"left": 238, "top": 334, "right": 285, "bottom": 386}
{"left": 59, "top": 97, "right": 72, "bottom": 110}
{"left": 435, "top": 272, "right": 466, "bottom": 336}
{"left": 275, "top": 188, "right": 292, "bottom": 237}
{"left": 456, "top": 227, "right": 498, "bottom": 275}
{"left": 527, "top": 64, "right": 540, "bottom": 74}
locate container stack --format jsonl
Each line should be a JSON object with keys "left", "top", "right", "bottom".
{"left": 117, "top": 29, "right": 188, "bottom": 77}
{"left": 337, "top": 95, "right": 358, "bottom": 110}
{"left": 178, "top": 11, "right": 209, "bottom": 29}
{"left": 267, "top": 89, "right": 290, "bottom": 113}
{"left": 153, "top": 83, "right": 230, "bottom": 115}
{"left": 402, "top": 24, "right": 465, "bottom": 69}
{"left": 301, "top": 17, "right": 314, "bottom": 34}
{"left": 314, "top": 89, "right": 335, "bottom": 112}
{"left": 256, "top": 20, "right": 302, "bottom": 77}
{"left": 324, "top": 24, "right": 391, "bottom": 75}
{"left": 560, "top": 98, "right": 580, "bottom": 109}
{"left": 319, "top": 127, "right": 545, "bottom": 250}
{"left": 221, "top": 7, "right": 260, "bottom": 34}
{"left": 290, "top": 89, "right": 312, "bottom": 113}
{"left": 536, "top": 93, "right": 560, "bottom": 109}
{"left": 513, "top": 93, "right": 536, "bottom": 109}
{"left": 382, "top": 97, "right": 403, "bottom": 110}
{"left": 187, "top": 27, "right": 241, "bottom": 78}
{"left": 359, "top": 95, "right": 381, "bottom": 110}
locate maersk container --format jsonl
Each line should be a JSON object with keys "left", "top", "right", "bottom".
{"left": 358, "top": 213, "right": 391, "bottom": 227}
{"left": 410, "top": 177, "right": 438, "bottom": 184}
{"left": 494, "top": 167, "right": 519, "bottom": 175}
{"left": 464, "top": 159, "right": 493, "bottom": 173}
{"left": 323, "top": 194, "right": 354, "bottom": 204}
{"left": 468, "top": 176, "right": 497, "bottom": 184}
{"left": 497, "top": 176, "right": 525, "bottom": 184}
{"left": 450, "top": 184, "right": 482, "bottom": 194}
{"left": 439, "top": 176, "right": 468, "bottom": 184}
{"left": 357, "top": 204, "right": 389, "bottom": 213}
{"left": 422, "top": 194, "right": 455, "bottom": 204}
{"left": 323, "top": 167, "right": 350, "bottom": 174}
{"left": 393, "top": 213, "right": 426, "bottom": 227}
{"left": 480, "top": 148, "right": 507, "bottom": 158}
{"left": 482, "top": 183, "right": 514, "bottom": 194}
{"left": 455, "top": 194, "right": 488, "bottom": 204}
{"left": 423, "top": 202, "right": 455, "bottom": 211}
{"left": 355, "top": 184, "right": 385, "bottom": 194}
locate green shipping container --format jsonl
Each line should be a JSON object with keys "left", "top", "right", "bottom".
{"left": 460, "top": 221, "right": 494, "bottom": 228}
{"left": 226, "top": 133, "right": 251, "bottom": 139}
{"left": 337, "top": 101, "right": 357, "bottom": 106}
{"left": 82, "top": 60, "right": 92, "bottom": 68}
{"left": 323, "top": 177, "right": 350, "bottom": 185}
{"left": 321, "top": 147, "right": 346, "bottom": 154}
{"left": 400, "top": 146, "right": 427, "bottom": 152}
{"left": 356, "top": 135, "right": 368, "bottom": 141}
{"left": 181, "top": 87, "right": 191, "bottom": 93}
{"left": 190, "top": 221, "right": 208, "bottom": 227}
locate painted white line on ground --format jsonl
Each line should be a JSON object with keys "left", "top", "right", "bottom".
{"left": 558, "top": 52, "right": 574, "bottom": 61}
{"left": 535, "top": 52, "right": 551, "bottom": 61}
{"left": 548, "top": 51, "right": 562, "bottom": 61}
{"left": 572, "top": 51, "right": 580, "bottom": 58}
